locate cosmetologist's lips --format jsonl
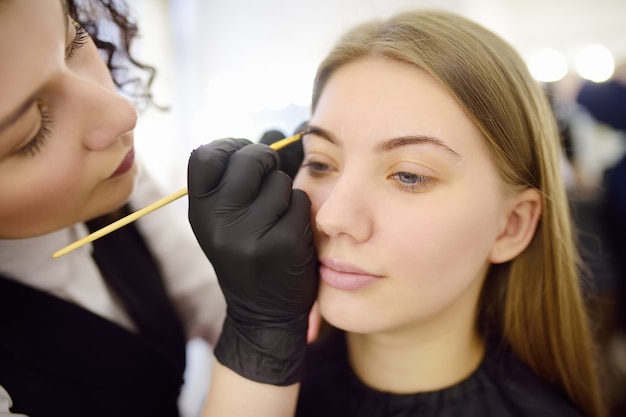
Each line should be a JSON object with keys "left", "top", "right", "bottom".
{"left": 109, "top": 148, "right": 135, "bottom": 179}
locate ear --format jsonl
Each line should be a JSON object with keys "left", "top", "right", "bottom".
{"left": 489, "top": 188, "right": 542, "bottom": 264}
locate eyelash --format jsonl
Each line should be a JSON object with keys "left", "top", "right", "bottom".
{"left": 301, "top": 161, "right": 332, "bottom": 174}
{"left": 65, "top": 22, "right": 89, "bottom": 59}
{"left": 301, "top": 160, "right": 435, "bottom": 193}
{"left": 19, "top": 22, "right": 89, "bottom": 157}
{"left": 390, "top": 171, "right": 435, "bottom": 192}
{"left": 19, "top": 23, "right": 88, "bottom": 158}
{"left": 19, "top": 102, "right": 53, "bottom": 158}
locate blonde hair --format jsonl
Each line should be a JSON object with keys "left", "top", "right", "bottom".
{"left": 312, "top": 10, "right": 603, "bottom": 417}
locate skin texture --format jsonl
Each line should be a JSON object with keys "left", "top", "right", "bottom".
{"left": 294, "top": 56, "right": 540, "bottom": 392}
{"left": 0, "top": 0, "right": 138, "bottom": 238}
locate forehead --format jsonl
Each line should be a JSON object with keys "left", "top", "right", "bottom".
{"left": 312, "top": 57, "right": 483, "bottom": 152}
{"left": 0, "top": 0, "right": 65, "bottom": 117}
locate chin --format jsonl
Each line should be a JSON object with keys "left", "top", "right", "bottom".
{"left": 90, "top": 168, "right": 138, "bottom": 218}
{"left": 318, "top": 295, "right": 379, "bottom": 334}
{"left": 323, "top": 314, "right": 384, "bottom": 334}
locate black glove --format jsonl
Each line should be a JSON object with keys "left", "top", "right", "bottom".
{"left": 187, "top": 138, "right": 317, "bottom": 385}
{"left": 259, "top": 127, "right": 304, "bottom": 180}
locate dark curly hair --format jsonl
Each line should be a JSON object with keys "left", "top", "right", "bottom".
{"left": 66, "top": 0, "right": 158, "bottom": 111}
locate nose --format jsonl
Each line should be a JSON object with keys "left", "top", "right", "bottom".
{"left": 66, "top": 74, "right": 138, "bottom": 151}
{"left": 314, "top": 170, "right": 373, "bottom": 243}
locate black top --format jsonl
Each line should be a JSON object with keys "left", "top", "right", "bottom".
{"left": 576, "top": 79, "right": 626, "bottom": 132}
{"left": 0, "top": 210, "right": 187, "bottom": 417}
{"left": 297, "top": 329, "right": 583, "bottom": 417}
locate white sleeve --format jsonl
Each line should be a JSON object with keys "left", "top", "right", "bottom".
{"left": 0, "top": 386, "right": 28, "bottom": 417}
{"left": 129, "top": 161, "right": 226, "bottom": 346}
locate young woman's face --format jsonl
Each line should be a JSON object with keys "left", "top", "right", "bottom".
{"left": 294, "top": 57, "right": 513, "bottom": 335}
{"left": 0, "top": 0, "right": 138, "bottom": 238}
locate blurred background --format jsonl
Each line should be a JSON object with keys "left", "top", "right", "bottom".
{"left": 127, "top": 0, "right": 626, "bottom": 190}
{"left": 121, "top": 1, "right": 626, "bottom": 416}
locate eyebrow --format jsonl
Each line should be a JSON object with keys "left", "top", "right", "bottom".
{"left": 0, "top": 0, "right": 69, "bottom": 135}
{"left": 302, "top": 124, "right": 463, "bottom": 160}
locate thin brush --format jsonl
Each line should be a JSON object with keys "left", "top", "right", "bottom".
{"left": 52, "top": 134, "right": 302, "bottom": 258}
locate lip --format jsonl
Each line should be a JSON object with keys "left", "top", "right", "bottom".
{"left": 319, "top": 258, "right": 383, "bottom": 291}
{"left": 109, "top": 148, "right": 135, "bottom": 179}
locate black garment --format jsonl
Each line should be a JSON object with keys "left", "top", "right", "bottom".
{"left": 258, "top": 122, "right": 306, "bottom": 180}
{"left": 0, "top": 214, "right": 187, "bottom": 417}
{"left": 576, "top": 79, "right": 626, "bottom": 331}
{"left": 297, "top": 329, "right": 583, "bottom": 417}
{"left": 577, "top": 79, "right": 626, "bottom": 132}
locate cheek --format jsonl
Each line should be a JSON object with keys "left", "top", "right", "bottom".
{"left": 0, "top": 153, "right": 129, "bottom": 238}
{"left": 390, "top": 190, "right": 502, "bottom": 276}
{"left": 0, "top": 165, "right": 85, "bottom": 237}
{"left": 315, "top": 183, "right": 506, "bottom": 332}
{"left": 379, "top": 191, "right": 501, "bottom": 297}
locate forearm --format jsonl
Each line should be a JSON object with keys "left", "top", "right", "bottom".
{"left": 201, "top": 361, "right": 299, "bottom": 417}
{"left": 189, "top": 140, "right": 315, "bottom": 417}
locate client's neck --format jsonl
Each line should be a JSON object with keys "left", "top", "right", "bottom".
{"left": 346, "top": 306, "right": 485, "bottom": 393}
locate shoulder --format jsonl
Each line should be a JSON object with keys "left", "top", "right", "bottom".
{"left": 298, "top": 331, "right": 585, "bottom": 417}
{"left": 475, "top": 344, "right": 585, "bottom": 417}
{"left": 300, "top": 327, "right": 347, "bottom": 384}
{"left": 298, "top": 328, "right": 352, "bottom": 415}
{"left": 0, "top": 386, "right": 27, "bottom": 417}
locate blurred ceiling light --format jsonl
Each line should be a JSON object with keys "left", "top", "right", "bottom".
{"left": 575, "top": 44, "right": 615, "bottom": 82}
{"left": 527, "top": 48, "right": 568, "bottom": 83}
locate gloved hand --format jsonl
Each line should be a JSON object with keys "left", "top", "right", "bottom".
{"left": 259, "top": 126, "right": 305, "bottom": 179}
{"left": 187, "top": 138, "right": 318, "bottom": 385}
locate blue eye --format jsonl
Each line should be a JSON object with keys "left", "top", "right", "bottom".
{"left": 19, "top": 102, "right": 53, "bottom": 158}
{"left": 304, "top": 161, "right": 330, "bottom": 171}
{"left": 302, "top": 161, "right": 333, "bottom": 175}
{"left": 65, "top": 22, "right": 89, "bottom": 59}
{"left": 391, "top": 171, "right": 435, "bottom": 192}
